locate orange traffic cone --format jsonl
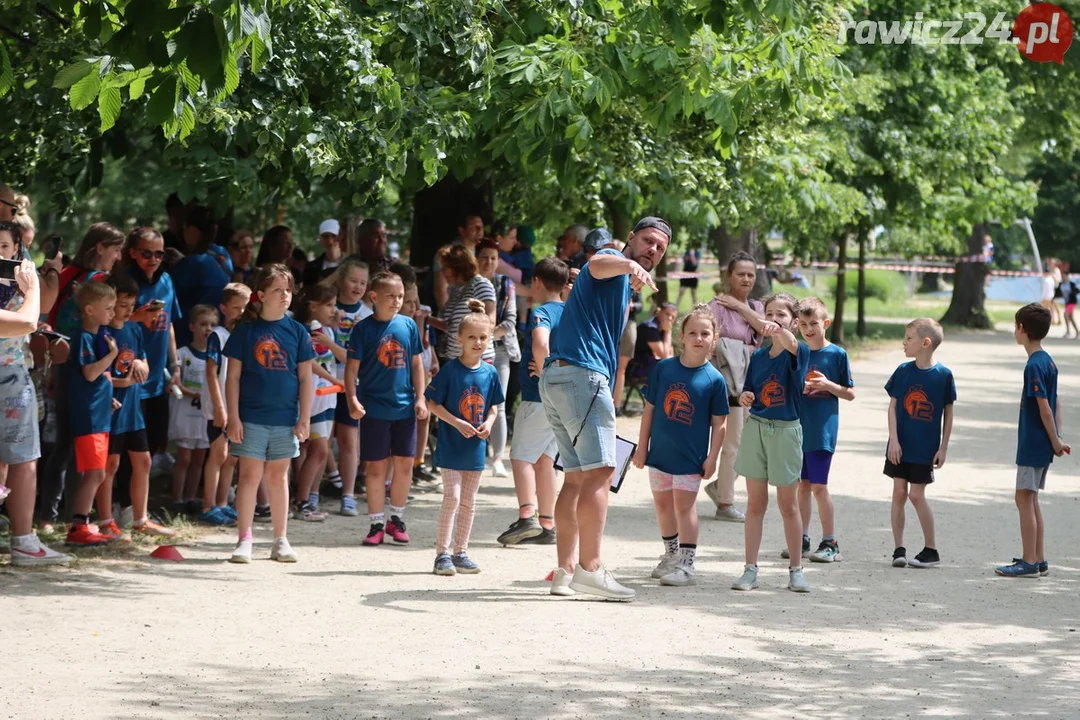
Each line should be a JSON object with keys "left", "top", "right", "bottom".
{"left": 150, "top": 545, "right": 184, "bottom": 562}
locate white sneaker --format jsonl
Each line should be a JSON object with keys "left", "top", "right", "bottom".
{"left": 491, "top": 458, "right": 508, "bottom": 478}
{"left": 229, "top": 538, "right": 253, "bottom": 564}
{"left": 650, "top": 552, "right": 679, "bottom": 579}
{"left": 10, "top": 535, "right": 72, "bottom": 567}
{"left": 568, "top": 564, "right": 635, "bottom": 601}
{"left": 659, "top": 563, "right": 695, "bottom": 587}
{"left": 550, "top": 568, "right": 576, "bottom": 597}
{"left": 714, "top": 505, "right": 746, "bottom": 523}
{"left": 270, "top": 537, "right": 298, "bottom": 563}
{"left": 788, "top": 567, "right": 810, "bottom": 593}
{"left": 732, "top": 564, "right": 759, "bottom": 591}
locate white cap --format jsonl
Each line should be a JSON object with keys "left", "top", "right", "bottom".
{"left": 319, "top": 219, "right": 340, "bottom": 236}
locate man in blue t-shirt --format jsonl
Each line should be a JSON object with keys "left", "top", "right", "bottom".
{"left": 539, "top": 217, "right": 670, "bottom": 601}
{"left": 996, "top": 304, "right": 1072, "bottom": 578}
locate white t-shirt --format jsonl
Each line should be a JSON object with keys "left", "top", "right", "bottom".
{"left": 1042, "top": 275, "right": 1056, "bottom": 302}
{"left": 308, "top": 320, "right": 338, "bottom": 418}
{"left": 172, "top": 345, "right": 208, "bottom": 437}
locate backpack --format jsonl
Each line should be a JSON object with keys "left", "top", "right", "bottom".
{"left": 50, "top": 267, "right": 102, "bottom": 341}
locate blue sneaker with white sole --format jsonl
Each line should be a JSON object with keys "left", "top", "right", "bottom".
{"left": 200, "top": 506, "right": 236, "bottom": 526}
{"left": 451, "top": 553, "right": 481, "bottom": 574}
{"left": 1009, "top": 558, "right": 1049, "bottom": 576}
{"left": 995, "top": 560, "right": 1040, "bottom": 578}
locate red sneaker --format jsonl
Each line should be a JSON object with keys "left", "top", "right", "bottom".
{"left": 66, "top": 523, "right": 115, "bottom": 546}
{"left": 362, "top": 523, "right": 385, "bottom": 546}
{"left": 97, "top": 520, "right": 125, "bottom": 540}
{"left": 385, "top": 516, "right": 410, "bottom": 544}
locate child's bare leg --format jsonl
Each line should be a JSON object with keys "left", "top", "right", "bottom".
{"left": 651, "top": 489, "right": 677, "bottom": 539}
{"left": 554, "top": 476, "right": 581, "bottom": 573}
{"left": 891, "top": 478, "right": 908, "bottom": 548}
{"left": 216, "top": 456, "right": 237, "bottom": 507}
{"left": 94, "top": 471, "right": 114, "bottom": 523}
{"left": 388, "top": 456, "right": 414, "bottom": 509}
{"left": 129, "top": 451, "right": 152, "bottom": 523}
{"left": 797, "top": 480, "right": 812, "bottom": 537}
{"left": 256, "top": 476, "right": 269, "bottom": 506}
{"left": 1034, "top": 493, "right": 1045, "bottom": 562}
{"left": 265, "top": 458, "right": 291, "bottom": 539}
{"left": 203, "top": 435, "right": 228, "bottom": 512}
{"left": 743, "top": 478, "right": 769, "bottom": 566}
{"left": 776, "top": 483, "right": 803, "bottom": 568}
{"left": 171, "top": 447, "right": 191, "bottom": 503}
{"left": 297, "top": 438, "right": 329, "bottom": 503}
{"left": 365, "top": 459, "right": 389, "bottom": 515}
{"left": 535, "top": 454, "right": 559, "bottom": 530}
{"left": 74, "top": 469, "right": 105, "bottom": 520}
{"left": 184, "top": 448, "right": 206, "bottom": 502}
{"left": 672, "top": 488, "right": 699, "bottom": 546}
{"left": 510, "top": 459, "right": 538, "bottom": 518}
{"left": 336, "top": 425, "right": 359, "bottom": 499}
{"left": 907, "top": 482, "right": 935, "bottom": 548}
{"left": 1016, "top": 489, "right": 1038, "bottom": 563}
{"left": 235, "top": 458, "right": 264, "bottom": 535}
{"left": 811, "top": 484, "right": 835, "bottom": 538}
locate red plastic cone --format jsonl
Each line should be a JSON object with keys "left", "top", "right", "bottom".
{"left": 544, "top": 570, "right": 554, "bottom": 582}
{"left": 150, "top": 545, "right": 184, "bottom": 562}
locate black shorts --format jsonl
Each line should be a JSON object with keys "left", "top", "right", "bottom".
{"left": 109, "top": 429, "right": 150, "bottom": 455}
{"left": 335, "top": 393, "right": 358, "bottom": 428}
{"left": 207, "top": 420, "right": 225, "bottom": 445}
{"left": 142, "top": 394, "right": 170, "bottom": 455}
{"left": 883, "top": 459, "right": 934, "bottom": 485}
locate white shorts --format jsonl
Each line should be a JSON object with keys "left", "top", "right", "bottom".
{"left": 175, "top": 436, "right": 210, "bottom": 450}
{"left": 310, "top": 419, "right": 334, "bottom": 441}
{"left": 509, "top": 401, "right": 557, "bottom": 464}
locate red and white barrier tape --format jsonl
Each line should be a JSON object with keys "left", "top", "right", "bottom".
{"left": 664, "top": 262, "right": 1056, "bottom": 280}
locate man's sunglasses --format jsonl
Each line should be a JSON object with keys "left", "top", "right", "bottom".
{"left": 0, "top": 197, "right": 16, "bottom": 210}
{"left": 138, "top": 249, "right": 166, "bottom": 260}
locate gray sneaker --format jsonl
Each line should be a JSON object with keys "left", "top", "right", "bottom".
{"left": 659, "top": 562, "right": 695, "bottom": 587}
{"left": 788, "top": 567, "right": 810, "bottom": 593}
{"left": 714, "top": 505, "right": 746, "bottom": 523}
{"left": 229, "top": 538, "right": 253, "bottom": 564}
{"left": 569, "top": 564, "right": 635, "bottom": 601}
{"left": 339, "top": 495, "right": 359, "bottom": 517}
{"left": 732, "top": 564, "right": 759, "bottom": 591}
{"left": 270, "top": 537, "right": 298, "bottom": 563}
{"left": 433, "top": 553, "right": 456, "bottom": 576}
{"left": 452, "top": 552, "right": 481, "bottom": 574}
{"left": 650, "top": 552, "right": 680, "bottom": 579}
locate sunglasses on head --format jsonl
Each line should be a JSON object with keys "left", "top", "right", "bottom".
{"left": 138, "top": 249, "right": 166, "bottom": 260}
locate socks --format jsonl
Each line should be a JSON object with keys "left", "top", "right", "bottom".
{"left": 823, "top": 534, "right": 836, "bottom": 543}
{"left": 802, "top": 533, "right": 810, "bottom": 543}
{"left": 370, "top": 512, "right": 385, "bottom": 526}
{"left": 133, "top": 517, "right": 149, "bottom": 527}
{"left": 256, "top": 503, "right": 270, "bottom": 513}
{"left": 307, "top": 492, "right": 319, "bottom": 507}
{"left": 239, "top": 529, "right": 253, "bottom": 541}
{"left": 680, "top": 544, "right": 697, "bottom": 568}
{"left": 538, "top": 514, "right": 555, "bottom": 530}
{"left": 662, "top": 534, "right": 679, "bottom": 555}
{"left": 73, "top": 514, "right": 90, "bottom": 527}
{"left": 388, "top": 504, "right": 406, "bottom": 521}
{"left": 11, "top": 534, "right": 36, "bottom": 550}
{"left": 328, "top": 470, "right": 342, "bottom": 489}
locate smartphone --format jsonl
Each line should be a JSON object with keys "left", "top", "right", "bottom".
{"left": 0, "top": 258, "right": 19, "bottom": 280}
{"left": 43, "top": 234, "right": 62, "bottom": 260}
{"left": 143, "top": 299, "right": 166, "bottom": 312}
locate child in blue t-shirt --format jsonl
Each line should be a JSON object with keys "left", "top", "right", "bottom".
{"left": 345, "top": 272, "right": 426, "bottom": 547}
{"left": 996, "top": 304, "right": 1071, "bottom": 578}
{"left": 66, "top": 282, "right": 120, "bottom": 547}
{"left": 425, "top": 300, "right": 504, "bottom": 576}
{"left": 632, "top": 306, "right": 729, "bottom": 587}
{"left": 731, "top": 293, "right": 811, "bottom": 594}
{"left": 884, "top": 318, "right": 956, "bottom": 570}
{"left": 223, "top": 264, "right": 315, "bottom": 564}
{"left": 99, "top": 273, "right": 175, "bottom": 539}
{"left": 793, "top": 297, "right": 854, "bottom": 564}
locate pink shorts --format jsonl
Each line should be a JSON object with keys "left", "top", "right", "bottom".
{"left": 648, "top": 468, "right": 703, "bottom": 493}
{"left": 1066, "top": 303, "right": 1076, "bottom": 315}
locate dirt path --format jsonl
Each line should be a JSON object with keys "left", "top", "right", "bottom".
{"left": 4, "top": 331, "right": 1079, "bottom": 719}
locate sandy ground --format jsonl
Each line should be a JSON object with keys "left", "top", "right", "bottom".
{"left": 3, "top": 329, "right": 1079, "bottom": 719}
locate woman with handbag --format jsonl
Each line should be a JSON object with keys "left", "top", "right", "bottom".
{"left": 703, "top": 251, "right": 769, "bottom": 523}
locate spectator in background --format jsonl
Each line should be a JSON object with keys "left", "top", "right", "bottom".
{"left": 437, "top": 244, "right": 496, "bottom": 364}
{"left": 559, "top": 224, "right": 589, "bottom": 269}
{"left": 356, "top": 217, "right": 394, "bottom": 274}
{"left": 229, "top": 229, "right": 256, "bottom": 285}
{"left": 9, "top": 192, "right": 62, "bottom": 313}
{"left": 291, "top": 247, "right": 308, "bottom": 283}
{"left": 303, "top": 218, "right": 345, "bottom": 286}
{"left": 170, "top": 205, "right": 230, "bottom": 348}
{"left": 256, "top": 225, "right": 301, "bottom": 285}
{"left": 632, "top": 302, "right": 677, "bottom": 376}
{"left": 0, "top": 183, "right": 16, "bottom": 221}
{"left": 434, "top": 212, "right": 485, "bottom": 311}
{"left": 477, "top": 238, "right": 520, "bottom": 478}
{"left": 678, "top": 247, "right": 701, "bottom": 306}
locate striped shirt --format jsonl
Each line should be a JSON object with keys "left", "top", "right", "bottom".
{"left": 442, "top": 274, "right": 496, "bottom": 362}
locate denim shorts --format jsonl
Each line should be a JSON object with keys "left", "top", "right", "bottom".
{"left": 229, "top": 422, "right": 300, "bottom": 462}
{"left": 0, "top": 364, "right": 40, "bottom": 465}
{"left": 539, "top": 363, "right": 616, "bottom": 473}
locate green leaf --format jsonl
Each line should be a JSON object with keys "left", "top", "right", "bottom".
{"left": 83, "top": 2, "right": 102, "bottom": 40}
{"left": 54, "top": 60, "right": 94, "bottom": 89}
{"left": 185, "top": 11, "right": 225, "bottom": 81}
{"left": 0, "top": 43, "right": 11, "bottom": 96}
{"left": 129, "top": 72, "right": 147, "bottom": 100}
{"left": 98, "top": 85, "right": 122, "bottom": 132}
{"left": 146, "top": 75, "right": 179, "bottom": 126}
{"left": 221, "top": 53, "right": 240, "bottom": 96}
{"left": 69, "top": 71, "right": 102, "bottom": 110}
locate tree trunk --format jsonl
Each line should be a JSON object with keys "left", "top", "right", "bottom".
{"left": 941, "top": 223, "right": 993, "bottom": 329}
{"left": 655, "top": 255, "right": 669, "bottom": 305}
{"left": 831, "top": 229, "right": 851, "bottom": 345}
{"left": 605, "top": 198, "right": 630, "bottom": 242}
{"left": 410, "top": 172, "right": 493, "bottom": 271}
{"left": 857, "top": 227, "right": 868, "bottom": 337}
{"left": 919, "top": 272, "right": 943, "bottom": 293}
{"left": 711, "top": 225, "right": 769, "bottom": 298}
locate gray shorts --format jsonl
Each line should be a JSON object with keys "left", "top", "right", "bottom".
{"left": 0, "top": 363, "right": 41, "bottom": 465}
{"left": 1016, "top": 465, "right": 1048, "bottom": 492}
{"left": 509, "top": 401, "right": 557, "bottom": 464}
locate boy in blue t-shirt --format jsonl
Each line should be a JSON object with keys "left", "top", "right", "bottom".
{"left": 500, "top": 258, "right": 569, "bottom": 547}
{"left": 884, "top": 318, "right": 956, "bottom": 570}
{"left": 793, "top": 298, "right": 855, "bottom": 564}
{"left": 66, "top": 282, "right": 120, "bottom": 547}
{"left": 996, "top": 304, "right": 1071, "bottom": 578}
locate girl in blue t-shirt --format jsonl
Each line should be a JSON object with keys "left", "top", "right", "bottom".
{"left": 345, "top": 272, "right": 427, "bottom": 547}
{"left": 424, "top": 300, "right": 504, "bottom": 576}
{"left": 632, "top": 306, "right": 729, "bottom": 587}
{"left": 223, "top": 264, "right": 315, "bottom": 564}
{"left": 732, "top": 292, "right": 812, "bottom": 594}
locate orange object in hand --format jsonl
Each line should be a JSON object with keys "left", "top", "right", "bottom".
{"left": 316, "top": 384, "right": 344, "bottom": 396}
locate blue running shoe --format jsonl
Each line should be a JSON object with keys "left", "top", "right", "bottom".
{"left": 451, "top": 552, "right": 481, "bottom": 574}
{"left": 433, "top": 553, "right": 455, "bottom": 576}
{"left": 995, "top": 560, "right": 1040, "bottom": 578}
{"left": 200, "top": 507, "right": 236, "bottom": 526}
{"left": 221, "top": 505, "right": 237, "bottom": 521}
{"left": 1012, "top": 557, "right": 1049, "bottom": 576}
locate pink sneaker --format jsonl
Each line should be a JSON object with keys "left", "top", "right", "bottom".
{"left": 385, "top": 517, "right": 410, "bottom": 544}
{"left": 363, "top": 523, "right": 385, "bottom": 546}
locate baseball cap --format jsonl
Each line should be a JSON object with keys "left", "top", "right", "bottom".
{"left": 583, "top": 227, "right": 613, "bottom": 253}
{"left": 319, "top": 219, "right": 340, "bottom": 236}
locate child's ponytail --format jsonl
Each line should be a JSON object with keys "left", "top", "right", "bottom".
{"left": 458, "top": 298, "right": 491, "bottom": 335}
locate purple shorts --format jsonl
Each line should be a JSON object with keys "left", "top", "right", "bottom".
{"left": 359, "top": 416, "right": 417, "bottom": 462}
{"left": 801, "top": 450, "right": 834, "bottom": 485}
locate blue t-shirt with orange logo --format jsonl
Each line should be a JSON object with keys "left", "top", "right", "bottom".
{"left": 107, "top": 321, "right": 147, "bottom": 435}
{"left": 801, "top": 344, "right": 854, "bottom": 453}
{"left": 425, "top": 358, "right": 504, "bottom": 471}
{"left": 223, "top": 316, "right": 316, "bottom": 427}
{"left": 1017, "top": 350, "right": 1058, "bottom": 468}
{"left": 69, "top": 329, "right": 115, "bottom": 437}
{"left": 519, "top": 300, "right": 565, "bottom": 403}
{"left": 347, "top": 314, "right": 423, "bottom": 421}
{"left": 643, "top": 358, "right": 729, "bottom": 476}
{"left": 744, "top": 342, "right": 811, "bottom": 422}
{"left": 128, "top": 267, "right": 182, "bottom": 400}
{"left": 885, "top": 361, "right": 956, "bottom": 465}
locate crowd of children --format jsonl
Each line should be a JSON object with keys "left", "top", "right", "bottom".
{"left": 0, "top": 213, "right": 1072, "bottom": 593}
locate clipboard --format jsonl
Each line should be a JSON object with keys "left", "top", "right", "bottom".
{"left": 553, "top": 434, "right": 637, "bottom": 494}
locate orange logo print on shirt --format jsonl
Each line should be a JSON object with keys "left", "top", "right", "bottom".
{"left": 663, "top": 382, "right": 695, "bottom": 425}
{"left": 903, "top": 385, "right": 934, "bottom": 422}
{"left": 142, "top": 308, "right": 169, "bottom": 333}
{"left": 760, "top": 374, "right": 786, "bottom": 408}
{"left": 254, "top": 335, "right": 289, "bottom": 371}
{"left": 377, "top": 335, "right": 406, "bottom": 369}
{"left": 459, "top": 386, "right": 486, "bottom": 426}
{"left": 114, "top": 348, "right": 136, "bottom": 376}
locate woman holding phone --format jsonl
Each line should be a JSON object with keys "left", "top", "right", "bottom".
{"left": 38, "top": 223, "right": 125, "bottom": 527}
